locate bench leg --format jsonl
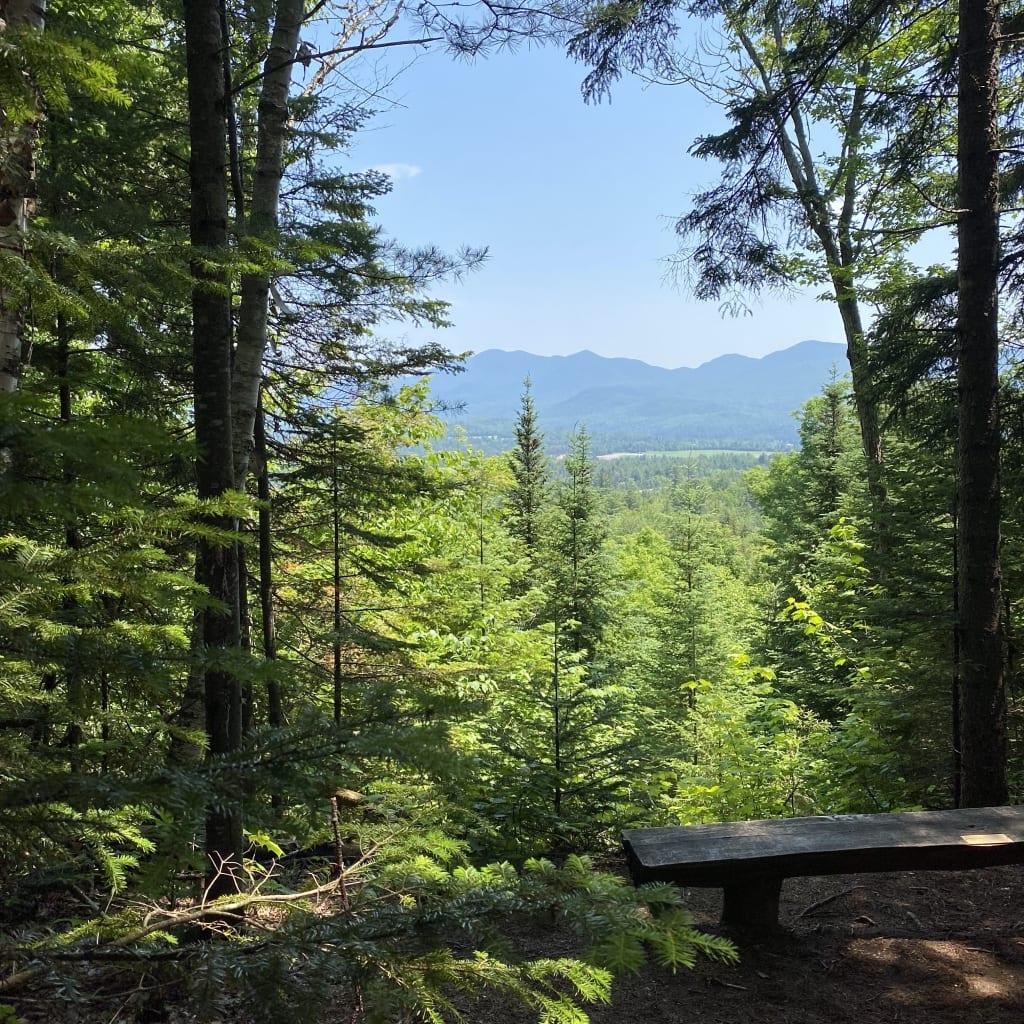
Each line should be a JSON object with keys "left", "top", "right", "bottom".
{"left": 720, "top": 877, "right": 783, "bottom": 933}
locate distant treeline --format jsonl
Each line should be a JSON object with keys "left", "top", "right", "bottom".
{"left": 590, "top": 452, "right": 772, "bottom": 490}
{"left": 450, "top": 428, "right": 791, "bottom": 457}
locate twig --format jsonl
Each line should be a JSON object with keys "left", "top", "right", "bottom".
{"left": 711, "top": 978, "right": 749, "bottom": 991}
{"left": 231, "top": 37, "right": 441, "bottom": 96}
{"left": 795, "top": 885, "right": 865, "bottom": 919}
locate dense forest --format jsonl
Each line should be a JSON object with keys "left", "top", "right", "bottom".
{"left": 1, "top": 0, "right": 1022, "bottom": 1021}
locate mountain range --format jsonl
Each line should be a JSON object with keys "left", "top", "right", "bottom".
{"left": 420, "top": 340, "right": 847, "bottom": 454}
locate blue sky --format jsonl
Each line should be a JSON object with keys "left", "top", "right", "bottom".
{"left": 347, "top": 37, "right": 850, "bottom": 369}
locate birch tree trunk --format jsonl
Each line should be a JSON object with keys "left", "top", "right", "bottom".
{"left": 0, "top": 0, "right": 46, "bottom": 394}
{"left": 230, "top": 0, "right": 304, "bottom": 486}
{"left": 230, "top": 0, "right": 402, "bottom": 486}
{"left": 956, "top": 0, "right": 1007, "bottom": 806}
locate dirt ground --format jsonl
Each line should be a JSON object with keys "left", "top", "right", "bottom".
{"left": 483, "top": 862, "right": 1024, "bottom": 1024}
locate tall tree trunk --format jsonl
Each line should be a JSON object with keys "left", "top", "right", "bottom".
{"left": 231, "top": 0, "right": 304, "bottom": 486}
{"left": 333, "top": 429, "right": 343, "bottom": 725}
{"left": 168, "top": 609, "right": 207, "bottom": 768}
{"left": 183, "top": 0, "right": 244, "bottom": 894}
{"left": 956, "top": 0, "right": 1007, "bottom": 806}
{"left": 254, "top": 394, "right": 282, "bottom": 727}
{"left": 552, "top": 623, "right": 562, "bottom": 822}
{"left": 0, "top": 0, "right": 47, "bottom": 394}
{"left": 56, "top": 309, "right": 84, "bottom": 749}
{"left": 238, "top": 547, "right": 253, "bottom": 736}
{"left": 831, "top": 284, "right": 885, "bottom": 504}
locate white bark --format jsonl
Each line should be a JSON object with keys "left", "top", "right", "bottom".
{"left": 231, "top": 0, "right": 304, "bottom": 486}
{"left": 230, "top": 0, "right": 402, "bottom": 486}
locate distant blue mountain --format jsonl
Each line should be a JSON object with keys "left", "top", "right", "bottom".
{"left": 419, "top": 340, "right": 846, "bottom": 453}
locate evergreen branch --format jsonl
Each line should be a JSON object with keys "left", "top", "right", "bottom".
{"left": 0, "top": 852, "right": 384, "bottom": 994}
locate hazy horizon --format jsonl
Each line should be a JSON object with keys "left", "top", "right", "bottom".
{"left": 460, "top": 338, "right": 845, "bottom": 373}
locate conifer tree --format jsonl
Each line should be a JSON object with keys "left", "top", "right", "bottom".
{"left": 183, "top": 0, "right": 245, "bottom": 891}
{"left": 506, "top": 377, "right": 549, "bottom": 575}
{"left": 956, "top": 0, "right": 1006, "bottom": 806}
{"left": 658, "top": 479, "right": 748, "bottom": 696}
{"left": 547, "top": 426, "right": 608, "bottom": 659}
{"left": 0, "top": 0, "right": 201, "bottom": 886}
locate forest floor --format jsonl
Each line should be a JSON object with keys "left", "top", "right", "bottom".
{"left": 9, "top": 859, "right": 1023, "bottom": 1023}
{"left": 477, "top": 861, "right": 1024, "bottom": 1024}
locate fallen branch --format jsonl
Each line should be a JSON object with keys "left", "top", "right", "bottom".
{"left": 0, "top": 844, "right": 379, "bottom": 994}
{"left": 794, "top": 885, "right": 865, "bottom": 920}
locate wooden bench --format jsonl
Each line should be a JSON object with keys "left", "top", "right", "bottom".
{"left": 622, "top": 805, "right": 1024, "bottom": 933}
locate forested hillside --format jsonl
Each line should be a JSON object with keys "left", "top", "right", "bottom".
{"left": 420, "top": 341, "right": 845, "bottom": 452}
{"left": 1, "top": 1, "right": 1022, "bottom": 1023}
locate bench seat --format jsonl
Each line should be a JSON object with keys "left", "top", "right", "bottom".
{"left": 623, "top": 805, "right": 1024, "bottom": 933}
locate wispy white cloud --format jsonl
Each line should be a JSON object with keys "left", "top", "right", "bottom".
{"left": 369, "top": 162, "right": 423, "bottom": 180}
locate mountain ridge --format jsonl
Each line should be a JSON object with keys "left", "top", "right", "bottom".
{"left": 420, "top": 340, "right": 846, "bottom": 453}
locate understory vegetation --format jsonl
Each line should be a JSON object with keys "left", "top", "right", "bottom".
{"left": 3, "top": 366, "right": 1020, "bottom": 1020}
